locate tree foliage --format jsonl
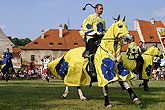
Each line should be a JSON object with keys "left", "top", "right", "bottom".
{"left": 11, "top": 38, "right": 31, "bottom": 47}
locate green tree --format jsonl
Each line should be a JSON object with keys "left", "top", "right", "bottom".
{"left": 11, "top": 38, "right": 31, "bottom": 48}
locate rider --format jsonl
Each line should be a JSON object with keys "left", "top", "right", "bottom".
{"left": 80, "top": 3, "right": 106, "bottom": 72}
{"left": 1, "top": 48, "right": 13, "bottom": 80}
{"left": 126, "top": 37, "right": 144, "bottom": 75}
{"left": 126, "top": 35, "right": 139, "bottom": 60}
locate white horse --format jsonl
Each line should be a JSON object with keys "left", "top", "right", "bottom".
{"left": 48, "top": 15, "right": 141, "bottom": 108}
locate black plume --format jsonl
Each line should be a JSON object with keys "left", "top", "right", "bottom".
{"left": 82, "top": 3, "right": 95, "bottom": 11}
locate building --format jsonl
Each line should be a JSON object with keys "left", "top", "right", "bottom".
{"left": 122, "top": 30, "right": 140, "bottom": 52}
{"left": 12, "top": 48, "right": 22, "bottom": 68}
{"left": 122, "top": 18, "right": 165, "bottom": 52}
{"left": 134, "top": 18, "right": 165, "bottom": 50}
{"left": 21, "top": 18, "right": 165, "bottom": 65}
{"left": 21, "top": 24, "right": 85, "bottom": 65}
{"left": 0, "top": 27, "right": 15, "bottom": 55}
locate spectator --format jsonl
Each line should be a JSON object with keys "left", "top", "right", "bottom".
{"left": 27, "top": 60, "right": 35, "bottom": 79}
{"left": 39, "top": 56, "right": 50, "bottom": 82}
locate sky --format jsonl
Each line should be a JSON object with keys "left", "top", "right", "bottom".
{"left": 0, "top": 0, "right": 165, "bottom": 40}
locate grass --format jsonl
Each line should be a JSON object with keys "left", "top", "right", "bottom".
{"left": 0, "top": 79, "right": 165, "bottom": 110}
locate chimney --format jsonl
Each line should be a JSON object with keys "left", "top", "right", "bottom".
{"left": 151, "top": 18, "right": 155, "bottom": 25}
{"left": 59, "top": 24, "right": 63, "bottom": 38}
{"left": 64, "top": 24, "right": 68, "bottom": 29}
{"left": 7, "top": 36, "right": 12, "bottom": 41}
{"left": 134, "top": 19, "right": 138, "bottom": 31}
{"left": 41, "top": 29, "right": 44, "bottom": 39}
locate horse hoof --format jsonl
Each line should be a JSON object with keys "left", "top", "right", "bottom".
{"left": 106, "top": 105, "right": 112, "bottom": 108}
{"left": 58, "top": 95, "right": 66, "bottom": 99}
{"left": 81, "top": 98, "right": 88, "bottom": 101}
{"left": 133, "top": 98, "right": 141, "bottom": 104}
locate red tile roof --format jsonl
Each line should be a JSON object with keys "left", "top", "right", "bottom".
{"left": 13, "top": 48, "right": 21, "bottom": 57}
{"left": 21, "top": 29, "right": 85, "bottom": 50}
{"left": 22, "top": 28, "right": 141, "bottom": 52}
{"left": 122, "top": 30, "right": 140, "bottom": 51}
{"left": 138, "top": 20, "right": 165, "bottom": 42}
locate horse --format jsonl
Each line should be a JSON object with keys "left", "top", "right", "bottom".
{"left": 0, "top": 51, "right": 13, "bottom": 82}
{"left": 121, "top": 45, "right": 163, "bottom": 91}
{"left": 48, "top": 15, "right": 141, "bottom": 108}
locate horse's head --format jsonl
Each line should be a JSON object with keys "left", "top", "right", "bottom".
{"left": 143, "top": 45, "right": 162, "bottom": 58}
{"left": 100, "top": 15, "right": 131, "bottom": 55}
{"left": 111, "top": 15, "right": 131, "bottom": 43}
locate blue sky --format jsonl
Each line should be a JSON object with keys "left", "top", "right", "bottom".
{"left": 0, "top": 0, "right": 165, "bottom": 40}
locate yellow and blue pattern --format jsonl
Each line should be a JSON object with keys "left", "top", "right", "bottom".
{"left": 117, "top": 62, "right": 130, "bottom": 77}
{"left": 48, "top": 17, "right": 134, "bottom": 87}
{"left": 79, "top": 14, "right": 106, "bottom": 43}
{"left": 0, "top": 52, "right": 13, "bottom": 74}
{"left": 55, "top": 59, "right": 68, "bottom": 78}
{"left": 101, "top": 58, "right": 116, "bottom": 81}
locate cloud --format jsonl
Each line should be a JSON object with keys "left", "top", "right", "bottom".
{"left": 0, "top": 25, "right": 6, "bottom": 29}
{"left": 152, "top": 8, "right": 165, "bottom": 17}
{"left": 39, "top": 1, "right": 57, "bottom": 7}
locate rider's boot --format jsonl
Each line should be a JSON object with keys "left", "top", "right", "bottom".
{"left": 82, "top": 49, "right": 90, "bottom": 58}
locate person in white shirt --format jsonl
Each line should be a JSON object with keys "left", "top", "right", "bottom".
{"left": 40, "top": 56, "right": 50, "bottom": 82}
{"left": 137, "top": 41, "right": 143, "bottom": 55}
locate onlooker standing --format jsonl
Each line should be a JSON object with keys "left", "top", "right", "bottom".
{"left": 27, "top": 60, "right": 35, "bottom": 79}
{"left": 39, "top": 56, "right": 50, "bottom": 82}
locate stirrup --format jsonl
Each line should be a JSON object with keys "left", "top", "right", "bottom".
{"left": 82, "top": 50, "right": 89, "bottom": 58}
{"left": 87, "top": 63, "right": 94, "bottom": 72}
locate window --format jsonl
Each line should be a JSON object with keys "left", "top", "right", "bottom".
{"left": 74, "top": 43, "right": 78, "bottom": 46}
{"left": 34, "top": 42, "right": 38, "bottom": 45}
{"left": 49, "top": 42, "right": 53, "bottom": 46}
{"left": 31, "top": 55, "right": 35, "bottom": 61}
{"left": 150, "top": 36, "right": 153, "bottom": 39}
{"left": 58, "top": 42, "right": 62, "bottom": 46}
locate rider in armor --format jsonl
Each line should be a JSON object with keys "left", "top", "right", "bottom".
{"left": 126, "top": 35, "right": 139, "bottom": 60}
{"left": 126, "top": 36, "right": 144, "bottom": 75}
{"left": 80, "top": 3, "right": 106, "bottom": 72}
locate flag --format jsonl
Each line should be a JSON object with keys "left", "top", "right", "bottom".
{"left": 157, "top": 28, "right": 165, "bottom": 50}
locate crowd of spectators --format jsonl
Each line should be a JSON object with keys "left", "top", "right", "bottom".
{"left": 152, "top": 67, "right": 165, "bottom": 81}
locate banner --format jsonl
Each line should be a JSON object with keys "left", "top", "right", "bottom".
{"left": 157, "top": 28, "right": 165, "bottom": 50}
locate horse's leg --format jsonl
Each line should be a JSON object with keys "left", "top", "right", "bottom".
{"left": 3, "top": 68, "right": 9, "bottom": 82}
{"left": 77, "top": 87, "right": 88, "bottom": 101}
{"left": 122, "top": 81, "right": 141, "bottom": 104}
{"left": 103, "top": 85, "right": 112, "bottom": 108}
{"left": 6, "top": 72, "right": 8, "bottom": 82}
{"left": 6, "top": 68, "right": 11, "bottom": 82}
{"left": 139, "top": 80, "right": 144, "bottom": 87}
{"left": 144, "top": 79, "right": 149, "bottom": 91}
{"left": 129, "top": 80, "right": 134, "bottom": 87}
{"left": 59, "top": 86, "right": 69, "bottom": 99}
